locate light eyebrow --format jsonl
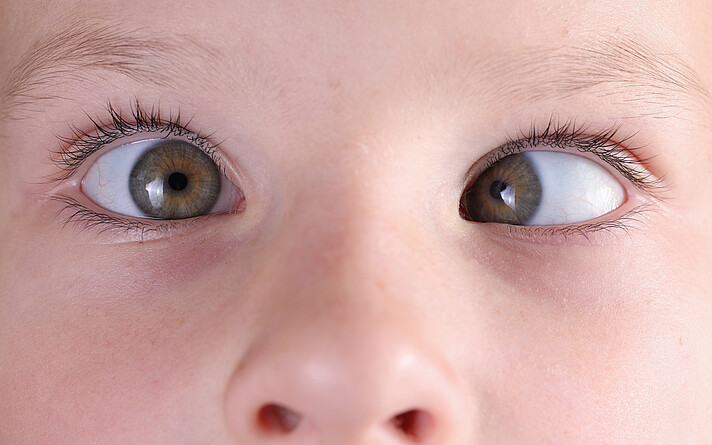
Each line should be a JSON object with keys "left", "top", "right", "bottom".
{"left": 472, "top": 35, "right": 710, "bottom": 118}
{"left": 2, "top": 22, "right": 709, "bottom": 124}
{"left": 0, "top": 21, "right": 240, "bottom": 120}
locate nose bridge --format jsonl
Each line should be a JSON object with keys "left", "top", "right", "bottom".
{"left": 282, "top": 147, "right": 434, "bottom": 294}
{"left": 275, "top": 180, "right": 441, "bottom": 341}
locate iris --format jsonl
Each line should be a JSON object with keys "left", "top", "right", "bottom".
{"left": 461, "top": 153, "right": 542, "bottom": 225}
{"left": 129, "top": 141, "right": 222, "bottom": 219}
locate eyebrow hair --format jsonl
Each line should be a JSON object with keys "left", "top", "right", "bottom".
{"left": 0, "top": 21, "right": 245, "bottom": 121}
{"left": 459, "top": 35, "right": 710, "bottom": 119}
{"left": 1, "top": 22, "right": 709, "bottom": 122}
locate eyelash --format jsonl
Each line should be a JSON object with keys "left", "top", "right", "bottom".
{"left": 49, "top": 101, "right": 229, "bottom": 239}
{"left": 50, "top": 106, "right": 661, "bottom": 242}
{"left": 469, "top": 117, "right": 665, "bottom": 242}
{"left": 52, "top": 101, "right": 225, "bottom": 181}
{"left": 483, "top": 118, "right": 663, "bottom": 194}
{"left": 500, "top": 203, "right": 656, "bottom": 244}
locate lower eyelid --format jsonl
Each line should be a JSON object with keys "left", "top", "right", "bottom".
{"left": 480, "top": 201, "right": 657, "bottom": 246}
{"left": 47, "top": 193, "right": 230, "bottom": 243}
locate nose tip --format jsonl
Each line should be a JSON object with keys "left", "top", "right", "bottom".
{"left": 223, "top": 324, "right": 468, "bottom": 444}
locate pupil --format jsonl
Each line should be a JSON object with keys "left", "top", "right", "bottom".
{"left": 489, "top": 180, "right": 508, "bottom": 200}
{"left": 168, "top": 172, "right": 189, "bottom": 191}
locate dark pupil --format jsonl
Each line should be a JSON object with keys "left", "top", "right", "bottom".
{"left": 168, "top": 172, "right": 189, "bottom": 191}
{"left": 489, "top": 180, "right": 508, "bottom": 200}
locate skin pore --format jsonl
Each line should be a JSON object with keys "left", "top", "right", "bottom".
{"left": 1, "top": 0, "right": 712, "bottom": 443}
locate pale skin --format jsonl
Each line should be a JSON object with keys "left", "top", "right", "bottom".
{"left": 1, "top": 0, "right": 712, "bottom": 443}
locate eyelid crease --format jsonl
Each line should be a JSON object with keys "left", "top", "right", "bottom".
{"left": 482, "top": 117, "right": 669, "bottom": 199}
{"left": 50, "top": 100, "right": 226, "bottom": 182}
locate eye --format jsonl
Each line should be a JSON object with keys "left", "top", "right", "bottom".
{"left": 81, "top": 138, "right": 240, "bottom": 219}
{"left": 460, "top": 151, "right": 625, "bottom": 225}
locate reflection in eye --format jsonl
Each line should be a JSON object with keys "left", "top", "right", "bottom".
{"left": 82, "top": 139, "right": 234, "bottom": 219}
{"left": 460, "top": 151, "right": 625, "bottom": 225}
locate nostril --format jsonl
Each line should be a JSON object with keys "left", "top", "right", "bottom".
{"left": 389, "top": 409, "right": 435, "bottom": 442}
{"left": 257, "top": 403, "right": 302, "bottom": 434}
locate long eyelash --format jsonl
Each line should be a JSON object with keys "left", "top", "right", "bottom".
{"left": 504, "top": 203, "right": 656, "bottom": 243}
{"left": 51, "top": 100, "right": 222, "bottom": 181}
{"left": 48, "top": 100, "right": 230, "bottom": 237}
{"left": 51, "top": 194, "right": 153, "bottom": 234}
{"left": 49, "top": 194, "right": 214, "bottom": 241}
{"left": 492, "top": 117, "right": 667, "bottom": 196}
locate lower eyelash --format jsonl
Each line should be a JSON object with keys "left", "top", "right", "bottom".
{"left": 51, "top": 194, "right": 153, "bottom": 234}
{"left": 500, "top": 203, "right": 656, "bottom": 244}
{"left": 49, "top": 194, "right": 214, "bottom": 241}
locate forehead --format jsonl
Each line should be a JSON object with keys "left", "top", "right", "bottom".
{"left": 0, "top": 0, "right": 706, "bottom": 86}
{"left": 0, "top": 0, "right": 710, "bottom": 154}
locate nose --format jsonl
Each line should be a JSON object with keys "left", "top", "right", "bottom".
{"left": 223, "top": 313, "right": 469, "bottom": 444}
{"left": 222, "top": 166, "right": 472, "bottom": 443}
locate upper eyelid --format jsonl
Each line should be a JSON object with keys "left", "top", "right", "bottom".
{"left": 472, "top": 119, "right": 669, "bottom": 199}
{"left": 50, "top": 101, "right": 225, "bottom": 182}
{"left": 56, "top": 105, "right": 665, "bottom": 200}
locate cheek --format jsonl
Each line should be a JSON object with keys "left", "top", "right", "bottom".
{"left": 0, "top": 219, "right": 263, "bottom": 443}
{"left": 0, "top": 278, "right": 208, "bottom": 442}
{"left": 493, "top": 309, "right": 694, "bottom": 441}
{"left": 465, "top": 238, "right": 706, "bottom": 441}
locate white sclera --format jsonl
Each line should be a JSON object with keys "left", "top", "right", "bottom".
{"left": 523, "top": 151, "right": 625, "bottom": 225}
{"left": 82, "top": 139, "right": 162, "bottom": 217}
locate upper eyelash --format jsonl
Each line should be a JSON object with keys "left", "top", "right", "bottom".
{"left": 51, "top": 100, "right": 223, "bottom": 181}
{"left": 487, "top": 117, "right": 667, "bottom": 196}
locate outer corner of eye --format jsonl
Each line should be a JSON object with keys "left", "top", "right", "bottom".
{"left": 80, "top": 139, "right": 242, "bottom": 220}
{"left": 460, "top": 151, "right": 626, "bottom": 226}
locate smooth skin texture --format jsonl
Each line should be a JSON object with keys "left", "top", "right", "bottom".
{"left": 1, "top": 0, "right": 712, "bottom": 443}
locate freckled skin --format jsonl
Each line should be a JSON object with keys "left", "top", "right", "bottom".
{"left": 1, "top": 1, "right": 712, "bottom": 444}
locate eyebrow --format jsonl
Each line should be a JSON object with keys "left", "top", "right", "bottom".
{"left": 1, "top": 22, "right": 709, "bottom": 122}
{"left": 0, "top": 21, "right": 250, "bottom": 121}
{"left": 471, "top": 35, "right": 710, "bottom": 118}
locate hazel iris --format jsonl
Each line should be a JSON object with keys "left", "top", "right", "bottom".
{"left": 460, "top": 153, "right": 542, "bottom": 225}
{"left": 129, "top": 141, "right": 221, "bottom": 219}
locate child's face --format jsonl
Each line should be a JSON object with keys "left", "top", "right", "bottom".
{"left": 2, "top": 0, "right": 712, "bottom": 443}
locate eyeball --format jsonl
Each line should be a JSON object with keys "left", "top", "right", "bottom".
{"left": 460, "top": 151, "right": 625, "bottom": 225}
{"left": 82, "top": 139, "right": 240, "bottom": 219}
